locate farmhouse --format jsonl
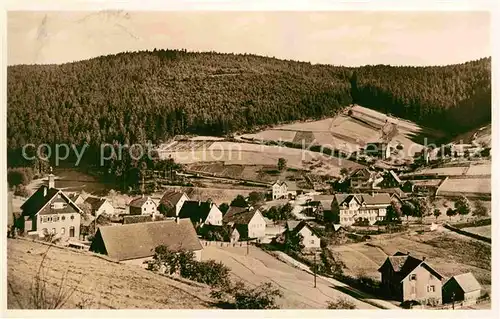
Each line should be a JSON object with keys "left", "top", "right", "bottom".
{"left": 223, "top": 206, "right": 266, "bottom": 239}
{"left": 84, "top": 196, "right": 114, "bottom": 217}
{"left": 442, "top": 272, "right": 482, "bottom": 305}
{"left": 271, "top": 180, "right": 299, "bottom": 199}
{"left": 90, "top": 219, "right": 203, "bottom": 266}
{"left": 129, "top": 196, "right": 157, "bottom": 216}
{"left": 19, "top": 173, "right": 82, "bottom": 239}
{"left": 158, "top": 190, "right": 190, "bottom": 217}
{"left": 177, "top": 200, "right": 223, "bottom": 226}
{"left": 68, "top": 193, "right": 85, "bottom": 206}
{"left": 348, "top": 168, "right": 375, "bottom": 189}
{"left": 378, "top": 252, "right": 443, "bottom": 305}
{"left": 380, "top": 170, "right": 403, "bottom": 188}
{"left": 285, "top": 220, "right": 321, "bottom": 250}
{"left": 333, "top": 193, "right": 391, "bottom": 226}
{"left": 365, "top": 141, "right": 391, "bottom": 159}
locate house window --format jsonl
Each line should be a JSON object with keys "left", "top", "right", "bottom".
{"left": 69, "top": 226, "right": 75, "bottom": 237}
{"left": 310, "top": 240, "right": 315, "bottom": 244}
{"left": 61, "top": 227, "right": 65, "bottom": 235}
{"left": 410, "top": 274, "right": 417, "bottom": 281}
{"left": 427, "top": 285, "right": 435, "bottom": 293}
{"left": 53, "top": 216, "right": 60, "bottom": 222}
{"left": 62, "top": 216, "right": 66, "bottom": 221}
{"left": 51, "top": 228, "right": 56, "bottom": 234}
{"left": 70, "top": 215, "right": 75, "bottom": 221}
{"left": 143, "top": 207, "right": 146, "bottom": 211}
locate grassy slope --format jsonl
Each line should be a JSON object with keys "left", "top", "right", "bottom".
{"left": 7, "top": 239, "right": 214, "bottom": 309}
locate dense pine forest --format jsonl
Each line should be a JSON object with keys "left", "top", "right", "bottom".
{"left": 7, "top": 50, "right": 491, "bottom": 168}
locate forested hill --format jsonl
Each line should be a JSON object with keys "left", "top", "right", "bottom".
{"left": 7, "top": 50, "right": 490, "bottom": 153}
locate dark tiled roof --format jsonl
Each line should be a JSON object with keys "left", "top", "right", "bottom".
{"left": 85, "top": 197, "right": 108, "bottom": 211}
{"left": 178, "top": 200, "right": 216, "bottom": 223}
{"left": 223, "top": 206, "right": 258, "bottom": 225}
{"left": 129, "top": 196, "right": 151, "bottom": 208}
{"left": 389, "top": 170, "right": 402, "bottom": 184}
{"left": 160, "top": 191, "right": 187, "bottom": 207}
{"left": 448, "top": 272, "right": 482, "bottom": 293}
{"left": 379, "top": 253, "right": 443, "bottom": 282}
{"left": 21, "top": 185, "right": 81, "bottom": 216}
{"left": 334, "top": 193, "right": 391, "bottom": 206}
{"left": 90, "top": 219, "right": 203, "bottom": 261}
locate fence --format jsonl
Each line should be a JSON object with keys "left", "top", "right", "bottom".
{"left": 199, "top": 239, "right": 250, "bottom": 248}
{"left": 443, "top": 223, "right": 491, "bottom": 244}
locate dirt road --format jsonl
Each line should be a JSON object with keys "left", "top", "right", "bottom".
{"left": 201, "top": 245, "right": 380, "bottom": 309}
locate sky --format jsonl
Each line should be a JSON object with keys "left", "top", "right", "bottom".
{"left": 7, "top": 11, "right": 491, "bottom": 66}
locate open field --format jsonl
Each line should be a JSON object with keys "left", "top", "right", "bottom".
{"left": 414, "top": 163, "right": 490, "bottom": 177}
{"left": 159, "top": 141, "right": 361, "bottom": 177}
{"left": 438, "top": 177, "right": 491, "bottom": 195}
{"left": 461, "top": 226, "right": 491, "bottom": 239}
{"left": 239, "top": 105, "right": 441, "bottom": 158}
{"left": 329, "top": 230, "right": 491, "bottom": 294}
{"left": 7, "top": 239, "right": 213, "bottom": 309}
{"left": 201, "top": 245, "right": 377, "bottom": 309}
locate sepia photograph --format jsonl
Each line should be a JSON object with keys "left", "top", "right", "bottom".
{"left": 3, "top": 1, "right": 496, "bottom": 314}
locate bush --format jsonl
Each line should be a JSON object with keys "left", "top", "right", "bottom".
{"left": 211, "top": 281, "right": 282, "bottom": 309}
{"left": 14, "top": 185, "right": 30, "bottom": 197}
{"left": 327, "top": 298, "right": 356, "bottom": 309}
{"left": 8, "top": 167, "right": 35, "bottom": 188}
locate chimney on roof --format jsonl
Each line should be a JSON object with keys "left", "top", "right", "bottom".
{"left": 407, "top": 251, "right": 410, "bottom": 255}
{"left": 176, "top": 217, "right": 180, "bottom": 224}
{"left": 142, "top": 194, "right": 144, "bottom": 198}
{"left": 422, "top": 256, "right": 426, "bottom": 261}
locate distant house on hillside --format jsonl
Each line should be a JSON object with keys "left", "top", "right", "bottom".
{"left": 19, "top": 173, "right": 82, "bottom": 239}
{"left": 380, "top": 170, "right": 403, "bottom": 188}
{"left": 223, "top": 206, "right": 266, "bottom": 240}
{"left": 333, "top": 193, "right": 391, "bottom": 226}
{"left": 442, "top": 272, "right": 482, "bottom": 304}
{"left": 85, "top": 197, "right": 114, "bottom": 217}
{"left": 348, "top": 168, "right": 375, "bottom": 189}
{"left": 378, "top": 252, "right": 443, "bottom": 305}
{"left": 365, "top": 141, "right": 391, "bottom": 160}
{"left": 129, "top": 196, "right": 157, "bottom": 216}
{"left": 90, "top": 219, "right": 203, "bottom": 266}
{"left": 158, "top": 190, "right": 190, "bottom": 217}
{"left": 271, "top": 180, "right": 299, "bottom": 199}
{"left": 68, "top": 193, "right": 85, "bottom": 206}
{"left": 285, "top": 220, "right": 321, "bottom": 250}
{"left": 177, "top": 200, "right": 223, "bottom": 226}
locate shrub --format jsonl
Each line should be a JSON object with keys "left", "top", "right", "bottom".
{"left": 327, "top": 298, "right": 357, "bottom": 309}
{"left": 14, "top": 185, "right": 30, "bottom": 197}
{"left": 211, "top": 281, "right": 282, "bottom": 309}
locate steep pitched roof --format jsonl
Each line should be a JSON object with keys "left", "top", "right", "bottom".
{"left": 379, "top": 253, "right": 443, "bottom": 282}
{"left": 284, "top": 181, "right": 298, "bottom": 191}
{"left": 21, "top": 185, "right": 82, "bottom": 216}
{"left": 286, "top": 220, "right": 301, "bottom": 231}
{"left": 448, "top": 272, "right": 482, "bottom": 293}
{"left": 313, "top": 195, "right": 335, "bottom": 210}
{"left": 68, "top": 193, "right": 83, "bottom": 202}
{"left": 389, "top": 170, "right": 402, "bottom": 184}
{"left": 160, "top": 191, "right": 187, "bottom": 207}
{"left": 85, "top": 197, "right": 108, "bottom": 212}
{"left": 223, "top": 206, "right": 258, "bottom": 225}
{"left": 90, "top": 219, "right": 202, "bottom": 261}
{"left": 178, "top": 200, "right": 216, "bottom": 223}
{"left": 129, "top": 196, "right": 152, "bottom": 208}
{"left": 350, "top": 168, "right": 372, "bottom": 178}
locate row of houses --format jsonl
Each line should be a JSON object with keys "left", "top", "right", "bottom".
{"left": 379, "top": 252, "right": 483, "bottom": 306}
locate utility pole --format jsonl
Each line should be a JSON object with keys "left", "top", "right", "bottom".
{"left": 313, "top": 252, "right": 317, "bottom": 288}
{"left": 246, "top": 240, "right": 250, "bottom": 255}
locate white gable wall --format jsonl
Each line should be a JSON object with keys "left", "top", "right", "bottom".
{"left": 248, "top": 210, "right": 266, "bottom": 239}
{"left": 205, "top": 205, "right": 223, "bottom": 225}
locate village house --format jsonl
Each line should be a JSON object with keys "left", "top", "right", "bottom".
{"left": 380, "top": 170, "right": 403, "bottom": 188}
{"left": 129, "top": 195, "right": 157, "bottom": 216}
{"left": 333, "top": 193, "right": 391, "bottom": 226}
{"left": 158, "top": 190, "right": 190, "bottom": 217}
{"left": 348, "top": 167, "right": 376, "bottom": 189}
{"left": 442, "top": 272, "right": 482, "bottom": 305}
{"left": 285, "top": 220, "right": 321, "bottom": 250}
{"left": 90, "top": 219, "right": 203, "bottom": 266}
{"left": 271, "top": 180, "right": 299, "bottom": 199}
{"left": 68, "top": 193, "right": 85, "bottom": 206}
{"left": 177, "top": 200, "right": 223, "bottom": 226}
{"left": 84, "top": 196, "right": 114, "bottom": 217}
{"left": 223, "top": 206, "right": 266, "bottom": 240}
{"left": 378, "top": 252, "right": 443, "bottom": 305}
{"left": 18, "top": 173, "right": 82, "bottom": 239}
{"left": 365, "top": 141, "right": 391, "bottom": 160}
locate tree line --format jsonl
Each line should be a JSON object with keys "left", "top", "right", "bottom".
{"left": 7, "top": 50, "right": 490, "bottom": 168}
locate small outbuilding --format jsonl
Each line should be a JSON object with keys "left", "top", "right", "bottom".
{"left": 442, "top": 272, "right": 482, "bottom": 304}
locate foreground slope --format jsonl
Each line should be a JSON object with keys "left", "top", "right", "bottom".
{"left": 7, "top": 239, "right": 213, "bottom": 309}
